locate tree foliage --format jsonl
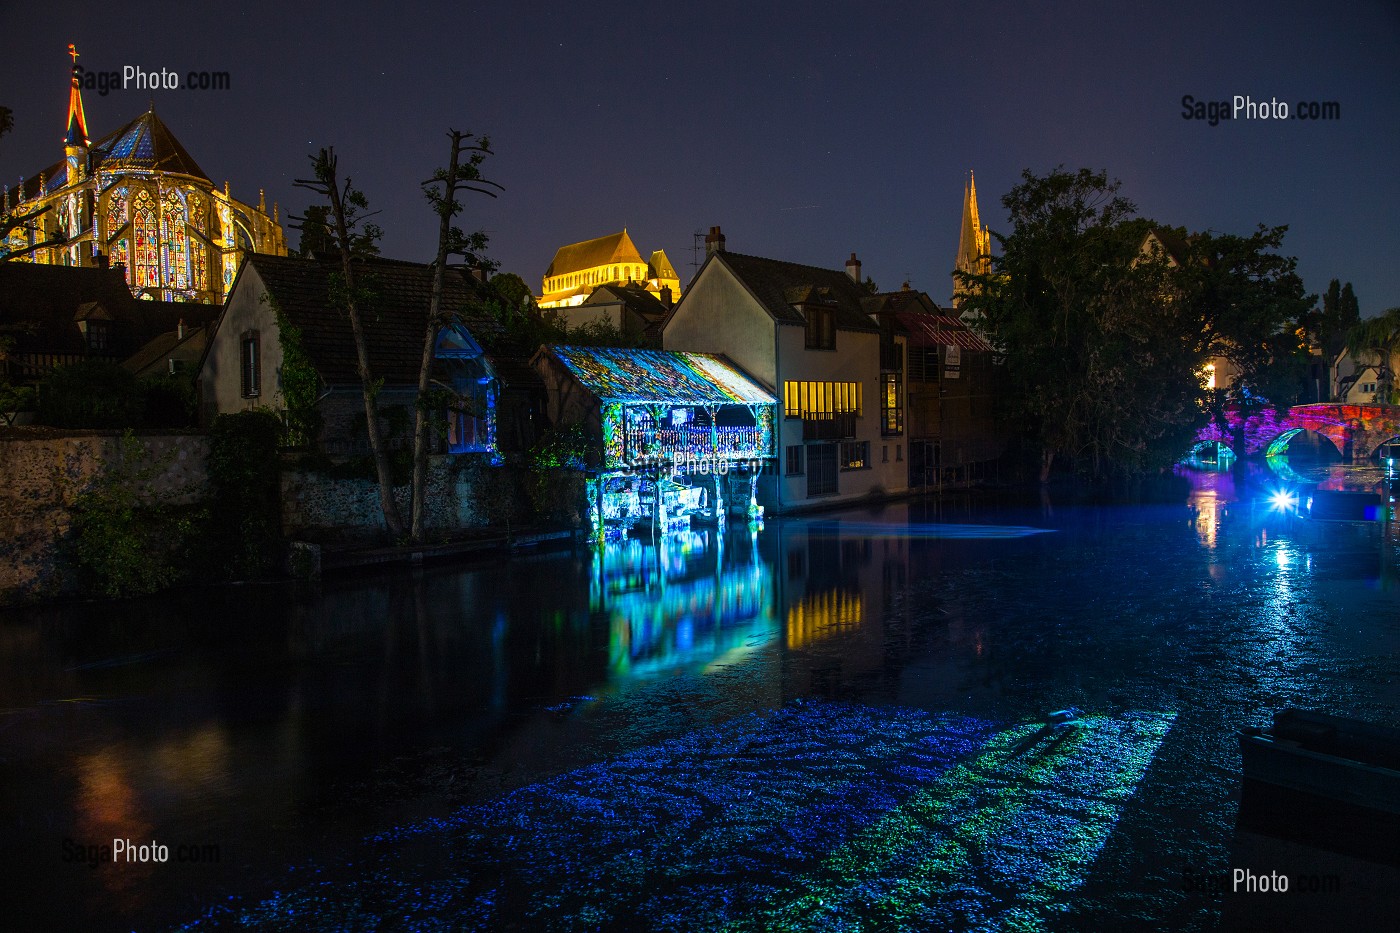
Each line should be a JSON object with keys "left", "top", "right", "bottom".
{"left": 207, "top": 409, "right": 284, "bottom": 578}
{"left": 959, "top": 167, "right": 1310, "bottom": 480}
{"left": 1345, "top": 306, "right": 1400, "bottom": 404}
{"left": 38, "top": 360, "right": 146, "bottom": 428}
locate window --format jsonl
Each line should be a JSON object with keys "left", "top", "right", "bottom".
{"left": 240, "top": 330, "right": 261, "bottom": 397}
{"left": 783, "top": 381, "right": 862, "bottom": 419}
{"left": 908, "top": 346, "right": 937, "bottom": 382}
{"left": 804, "top": 305, "right": 835, "bottom": 350}
{"left": 882, "top": 445, "right": 889, "bottom": 463}
{"left": 85, "top": 321, "right": 109, "bottom": 352}
{"left": 897, "top": 444, "right": 903, "bottom": 462}
{"left": 840, "top": 441, "right": 870, "bottom": 470}
{"left": 881, "top": 372, "right": 903, "bottom": 435}
{"left": 786, "top": 445, "right": 805, "bottom": 475}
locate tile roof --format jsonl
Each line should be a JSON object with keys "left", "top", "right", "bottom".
{"left": 896, "top": 312, "right": 994, "bottom": 351}
{"left": 544, "top": 231, "right": 646, "bottom": 278}
{"left": 244, "top": 254, "right": 504, "bottom": 386}
{"left": 541, "top": 346, "right": 776, "bottom": 405}
{"left": 714, "top": 252, "right": 880, "bottom": 333}
{"left": 0, "top": 262, "right": 218, "bottom": 360}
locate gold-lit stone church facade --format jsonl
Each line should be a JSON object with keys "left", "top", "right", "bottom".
{"left": 1, "top": 48, "right": 286, "bottom": 303}
{"left": 538, "top": 229, "right": 681, "bottom": 309}
{"left": 952, "top": 171, "right": 991, "bottom": 308}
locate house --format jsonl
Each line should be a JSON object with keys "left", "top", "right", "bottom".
{"left": 196, "top": 253, "right": 508, "bottom": 456}
{"left": 0, "top": 260, "right": 219, "bottom": 384}
{"left": 533, "top": 344, "right": 777, "bottom": 534}
{"left": 867, "top": 286, "right": 1004, "bottom": 486}
{"left": 122, "top": 319, "right": 210, "bottom": 380}
{"left": 571, "top": 283, "right": 672, "bottom": 344}
{"left": 660, "top": 229, "right": 906, "bottom": 513}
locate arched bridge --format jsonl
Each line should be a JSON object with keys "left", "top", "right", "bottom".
{"left": 1195, "top": 404, "right": 1400, "bottom": 460}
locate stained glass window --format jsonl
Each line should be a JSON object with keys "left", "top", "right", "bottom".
{"left": 189, "top": 201, "right": 207, "bottom": 291}
{"left": 105, "top": 189, "right": 129, "bottom": 285}
{"left": 132, "top": 189, "right": 159, "bottom": 289}
{"left": 162, "top": 190, "right": 189, "bottom": 290}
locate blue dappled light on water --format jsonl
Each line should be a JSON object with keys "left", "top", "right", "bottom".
{"left": 177, "top": 703, "right": 1173, "bottom": 932}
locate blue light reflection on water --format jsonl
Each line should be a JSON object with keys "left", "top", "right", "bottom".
{"left": 3, "top": 457, "right": 1400, "bottom": 931}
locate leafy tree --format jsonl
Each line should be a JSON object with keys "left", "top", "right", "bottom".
{"left": 958, "top": 168, "right": 1197, "bottom": 481}
{"left": 293, "top": 149, "right": 404, "bottom": 537}
{"left": 411, "top": 130, "right": 501, "bottom": 543}
{"left": 1345, "top": 307, "right": 1400, "bottom": 403}
{"left": 1173, "top": 226, "right": 1313, "bottom": 449}
{"left": 293, "top": 204, "right": 336, "bottom": 258}
{"left": 1310, "top": 279, "right": 1361, "bottom": 360}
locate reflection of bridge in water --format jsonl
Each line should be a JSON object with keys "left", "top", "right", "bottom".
{"left": 1197, "top": 404, "right": 1400, "bottom": 460}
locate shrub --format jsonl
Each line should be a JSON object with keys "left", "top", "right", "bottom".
{"left": 207, "top": 409, "right": 285, "bottom": 578}
{"left": 39, "top": 360, "right": 145, "bottom": 428}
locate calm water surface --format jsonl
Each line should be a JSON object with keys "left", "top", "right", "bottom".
{"left": 3, "top": 459, "right": 1399, "bottom": 931}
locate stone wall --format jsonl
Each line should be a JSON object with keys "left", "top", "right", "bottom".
{"left": 280, "top": 454, "right": 533, "bottom": 543}
{"left": 0, "top": 430, "right": 209, "bottom": 605}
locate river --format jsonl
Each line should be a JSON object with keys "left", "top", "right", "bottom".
{"left": 2, "top": 458, "right": 1398, "bottom": 931}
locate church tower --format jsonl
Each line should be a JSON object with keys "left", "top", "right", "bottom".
{"left": 952, "top": 171, "right": 991, "bottom": 307}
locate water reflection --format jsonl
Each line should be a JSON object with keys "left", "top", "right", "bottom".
{"left": 2, "top": 466, "right": 1399, "bottom": 930}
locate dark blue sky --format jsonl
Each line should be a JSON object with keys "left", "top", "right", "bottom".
{"left": 3, "top": 0, "right": 1397, "bottom": 311}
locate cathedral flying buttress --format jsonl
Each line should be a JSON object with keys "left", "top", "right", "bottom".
{"left": 0, "top": 45, "right": 286, "bottom": 303}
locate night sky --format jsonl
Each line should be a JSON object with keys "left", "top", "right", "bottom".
{"left": 2, "top": 0, "right": 1397, "bottom": 311}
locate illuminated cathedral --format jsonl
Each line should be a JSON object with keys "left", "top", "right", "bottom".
{"left": 952, "top": 171, "right": 991, "bottom": 307}
{"left": 1, "top": 46, "right": 286, "bottom": 303}
{"left": 538, "top": 230, "right": 681, "bottom": 309}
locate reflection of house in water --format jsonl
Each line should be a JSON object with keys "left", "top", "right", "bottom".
{"left": 773, "top": 518, "right": 911, "bottom": 697}
{"left": 591, "top": 530, "right": 778, "bottom": 681}
{"left": 534, "top": 345, "right": 778, "bottom": 537}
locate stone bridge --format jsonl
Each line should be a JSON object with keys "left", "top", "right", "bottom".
{"left": 1195, "top": 404, "right": 1400, "bottom": 461}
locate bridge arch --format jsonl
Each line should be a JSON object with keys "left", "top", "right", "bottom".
{"left": 1265, "top": 428, "right": 1344, "bottom": 460}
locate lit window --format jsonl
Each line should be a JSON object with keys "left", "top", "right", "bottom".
{"left": 840, "top": 440, "right": 869, "bottom": 470}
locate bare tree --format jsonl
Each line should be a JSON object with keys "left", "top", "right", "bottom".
{"left": 410, "top": 130, "right": 500, "bottom": 543}
{"left": 294, "top": 148, "right": 405, "bottom": 537}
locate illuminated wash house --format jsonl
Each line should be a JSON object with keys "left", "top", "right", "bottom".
{"left": 1, "top": 46, "right": 287, "bottom": 303}
{"left": 533, "top": 345, "right": 777, "bottom": 536}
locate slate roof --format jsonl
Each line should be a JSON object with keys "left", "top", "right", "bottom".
{"left": 713, "top": 252, "right": 880, "bottom": 333}
{"left": 122, "top": 324, "right": 210, "bottom": 376}
{"left": 17, "top": 109, "right": 210, "bottom": 200}
{"left": 584, "top": 283, "right": 670, "bottom": 320}
{"left": 544, "top": 231, "right": 645, "bottom": 278}
{"left": 540, "top": 346, "right": 776, "bottom": 405}
{"left": 242, "top": 254, "right": 504, "bottom": 386}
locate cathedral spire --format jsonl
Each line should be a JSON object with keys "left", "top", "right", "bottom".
{"left": 64, "top": 43, "right": 89, "bottom": 147}
{"left": 953, "top": 170, "right": 991, "bottom": 306}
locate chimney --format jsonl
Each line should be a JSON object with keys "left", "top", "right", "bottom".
{"left": 659, "top": 285, "right": 673, "bottom": 309}
{"left": 845, "top": 252, "right": 862, "bottom": 284}
{"left": 95, "top": 250, "right": 109, "bottom": 270}
{"left": 704, "top": 225, "right": 726, "bottom": 256}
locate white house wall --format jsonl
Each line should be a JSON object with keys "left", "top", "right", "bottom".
{"left": 662, "top": 260, "right": 778, "bottom": 389}
{"left": 197, "top": 265, "right": 285, "bottom": 423}
{"left": 774, "top": 324, "right": 907, "bottom": 509}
